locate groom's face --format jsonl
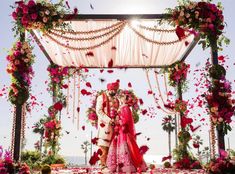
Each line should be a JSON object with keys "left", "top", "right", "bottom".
{"left": 108, "top": 90, "right": 117, "bottom": 97}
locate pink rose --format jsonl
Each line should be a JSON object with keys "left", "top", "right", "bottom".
{"left": 16, "top": 41, "right": 22, "bottom": 48}
{"left": 31, "top": 13, "right": 38, "bottom": 20}
{"left": 88, "top": 113, "right": 98, "bottom": 121}
{"left": 13, "top": 50, "right": 21, "bottom": 57}
{"left": 208, "top": 24, "right": 214, "bottom": 31}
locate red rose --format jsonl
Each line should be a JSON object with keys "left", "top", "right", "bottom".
{"left": 31, "top": 13, "right": 38, "bottom": 20}
{"left": 53, "top": 102, "right": 63, "bottom": 111}
{"left": 12, "top": 12, "right": 17, "bottom": 20}
{"left": 22, "top": 6, "right": 29, "bottom": 14}
{"left": 176, "top": 26, "right": 185, "bottom": 40}
{"left": 28, "top": 0, "right": 36, "bottom": 7}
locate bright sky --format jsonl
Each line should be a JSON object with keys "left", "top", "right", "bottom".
{"left": 0, "top": 0, "right": 235, "bottom": 163}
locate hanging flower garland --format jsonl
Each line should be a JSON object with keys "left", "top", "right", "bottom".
{"left": 168, "top": 61, "right": 190, "bottom": 88}
{"left": 205, "top": 64, "right": 235, "bottom": 134}
{"left": 86, "top": 89, "right": 141, "bottom": 127}
{"left": 6, "top": 41, "right": 34, "bottom": 105}
{"left": 11, "top": 0, "right": 69, "bottom": 35}
{"left": 168, "top": 0, "right": 229, "bottom": 49}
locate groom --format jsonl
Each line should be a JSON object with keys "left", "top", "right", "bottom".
{"left": 96, "top": 81, "right": 120, "bottom": 169}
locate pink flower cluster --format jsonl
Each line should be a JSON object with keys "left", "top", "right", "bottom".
{"left": 12, "top": 0, "right": 63, "bottom": 30}
{"left": 172, "top": 1, "right": 224, "bottom": 39}
{"left": 169, "top": 62, "right": 190, "bottom": 87}
{"left": 174, "top": 156, "right": 201, "bottom": 170}
{"left": 207, "top": 157, "right": 235, "bottom": 174}
{"left": 6, "top": 41, "right": 34, "bottom": 105}
{"left": 0, "top": 146, "right": 30, "bottom": 174}
{"left": 205, "top": 78, "right": 235, "bottom": 127}
{"left": 44, "top": 119, "right": 61, "bottom": 142}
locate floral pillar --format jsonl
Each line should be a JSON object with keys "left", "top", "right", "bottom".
{"left": 210, "top": 38, "right": 225, "bottom": 152}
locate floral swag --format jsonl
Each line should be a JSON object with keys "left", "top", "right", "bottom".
{"left": 86, "top": 89, "right": 141, "bottom": 127}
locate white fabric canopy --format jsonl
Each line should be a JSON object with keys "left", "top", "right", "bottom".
{"left": 32, "top": 19, "right": 196, "bottom": 68}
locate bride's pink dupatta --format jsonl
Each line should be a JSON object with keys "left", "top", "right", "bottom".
{"left": 120, "top": 105, "right": 144, "bottom": 169}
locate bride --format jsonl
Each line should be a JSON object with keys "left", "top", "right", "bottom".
{"left": 106, "top": 94, "right": 147, "bottom": 173}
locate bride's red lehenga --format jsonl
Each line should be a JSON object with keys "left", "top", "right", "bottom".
{"left": 106, "top": 105, "right": 147, "bottom": 173}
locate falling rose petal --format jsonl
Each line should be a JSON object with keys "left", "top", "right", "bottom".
{"left": 111, "top": 46, "right": 116, "bottom": 50}
{"left": 100, "top": 69, "right": 104, "bottom": 73}
{"left": 81, "top": 89, "right": 88, "bottom": 95}
{"left": 100, "top": 123, "right": 105, "bottom": 127}
{"left": 128, "top": 82, "right": 132, "bottom": 88}
{"left": 139, "top": 145, "right": 149, "bottom": 155}
{"left": 148, "top": 90, "right": 153, "bottom": 94}
{"left": 82, "top": 126, "right": 85, "bottom": 130}
{"left": 89, "top": 151, "right": 100, "bottom": 165}
{"left": 135, "top": 132, "right": 142, "bottom": 137}
{"left": 107, "top": 70, "right": 113, "bottom": 73}
{"left": 116, "top": 79, "right": 120, "bottom": 83}
{"left": 139, "top": 98, "right": 144, "bottom": 105}
{"left": 86, "top": 82, "right": 92, "bottom": 88}
{"left": 77, "top": 107, "right": 80, "bottom": 112}
{"left": 185, "top": 41, "right": 189, "bottom": 46}
{"left": 141, "top": 109, "right": 147, "bottom": 115}
{"left": 200, "top": 118, "right": 205, "bottom": 122}
{"left": 218, "top": 55, "right": 225, "bottom": 61}
{"left": 162, "top": 155, "right": 172, "bottom": 162}
{"left": 147, "top": 138, "right": 150, "bottom": 141}
{"left": 86, "top": 51, "right": 94, "bottom": 57}
{"left": 84, "top": 68, "right": 89, "bottom": 72}
{"left": 108, "top": 59, "right": 113, "bottom": 68}
{"left": 190, "top": 125, "right": 201, "bottom": 132}
{"left": 91, "top": 137, "right": 99, "bottom": 145}
{"left": 176, "top": 26, "right": 185, "bottom": 40}
{"left": 65, "top": 1, "right": 70, "bottom": 8}
{"left": 62, "top": 84, "right": 68, "bottom": 89}
{"left": 167, "top": 91, "right": 173, "bottom": 96}
{"left": 99, "top": 78, "right": 106, "bottom": 83}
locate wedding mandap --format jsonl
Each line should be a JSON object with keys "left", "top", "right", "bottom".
{"left": 2, "top": 0, "right": 235, "bottom": 174}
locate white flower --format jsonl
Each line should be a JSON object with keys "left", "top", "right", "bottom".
{"left": 45, "top": 10, "right": 50, "bottom": 15}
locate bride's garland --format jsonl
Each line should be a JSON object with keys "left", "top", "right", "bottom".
{"left": 86, "top": 89, "right": 141, "bottom": 127}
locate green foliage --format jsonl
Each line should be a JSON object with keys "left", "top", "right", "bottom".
{"left": 163, "top": 161, "right": 172, "bottom": 168}
{"left": 162, "top": 115, "right": 175, "bottom": 133}
{"left": 21, "top": 150, "right": 41, "bottom": 170}
{"left": 41, "top": 155, "right": 66, "bottom": 165}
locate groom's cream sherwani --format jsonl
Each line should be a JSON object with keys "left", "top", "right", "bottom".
{"left": 96, "top": 94, "right": 113, "bottom": 147}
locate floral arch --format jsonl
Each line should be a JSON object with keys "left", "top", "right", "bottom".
{"left": 4, "top": 0, "right": 234, "bottom": 173}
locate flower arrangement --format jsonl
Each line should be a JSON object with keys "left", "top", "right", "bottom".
{"left": 168, "top": 62, "right": 190, "bottom": 87}
{"left": 44, "top": 118, "right": 61, "bottom": 155}
{"left": 86, "top": 89, "right": 141, "bottom": 127}
{"left": 205, "top": 64, "right": 235, "bottom": 134}
{"left": 206, "top": 157, "right": 235, "bottom": 174}
{"left": 168, "top": 0, "right": 229, "bottom": 49}
{"left": 6, "top": 41, "right": 34, "bottom": 105}
{"left": 11, "top": 0, "right": 69, "bottom": 34}
{"left": 174, "top": 99, "right": 187, "bottom": 113}
{"left": 0, "top": 146, "right": 30, "bottom": 173}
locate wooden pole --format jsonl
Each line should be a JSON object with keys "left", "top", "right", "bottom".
{"left": 175, "top": 114, "right": 178, "bottom": 147}
{"left": 210, "top": 38, "right": 225, "bottom": 154}
{"left": 177, "top": 82, "right": 183, "bottom": 130}
{"left": 13, "top": 32, "right": 25, "bottom": 162}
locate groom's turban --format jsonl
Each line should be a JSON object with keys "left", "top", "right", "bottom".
{"left": 107, "top": 82, "right": 119, "bottom": 91}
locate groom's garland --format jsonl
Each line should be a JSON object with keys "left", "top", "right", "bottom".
{"left": 86, "top": 89, "right": 141, "bottom": 127}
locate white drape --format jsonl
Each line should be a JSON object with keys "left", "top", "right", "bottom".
{"left": 33, "top": 20, "right": 195, "bottom": 68}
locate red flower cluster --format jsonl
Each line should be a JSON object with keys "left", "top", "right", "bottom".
{"left": 12, "top": 0, "right": 66, "bottom": 31}
{"left": 174, "top": 99, "right": 187, "bottom": 113}
{"left": 169, "top": 62, "right": 190, "bottom": 87}
{"left": 171, "top": 1, "right": 224, "bottom": 40}
{"left": 44, "top": 119, "right": 61, "bottom": 150}
{"left": 6, "top": 41, "right": 34, "bottom": 105}
{"left": 174, "top": 156, "right": 201, "bottom": 170}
